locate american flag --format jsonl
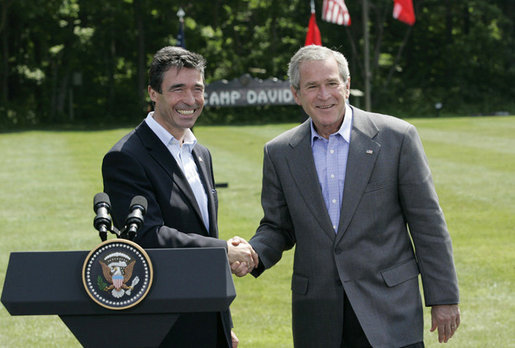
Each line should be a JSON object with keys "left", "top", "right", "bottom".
{"left": 322, "top": 0, "right": 351, "bottom": 26}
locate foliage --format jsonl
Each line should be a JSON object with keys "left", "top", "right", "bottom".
{"left": 0, "top": 0, "right": 513, "bottom": 128}
{"left": 97, "top": 275, "right": 108, "bottom": 291}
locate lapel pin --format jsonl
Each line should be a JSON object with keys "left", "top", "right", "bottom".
{"left": 366, "top": 150, "right": 373, "bottom": 154}
{"left": 198, "top": 156, "right": 203, "bottom": 162}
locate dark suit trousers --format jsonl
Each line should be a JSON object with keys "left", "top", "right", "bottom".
{"left": 341, "top": 292, "right": 424, "bottom": 348}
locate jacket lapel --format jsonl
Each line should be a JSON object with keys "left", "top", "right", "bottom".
{"left": 336, "top": 108, "right": 381, "bottom": 242}
{"left": 286, "top": 121, "right": 336, "bottom": 242}
{"left": 192, "top": 147, "right": 217, "bottom": 237}
{"left": 135, "top": 122, "right": 205, "bottom": 227}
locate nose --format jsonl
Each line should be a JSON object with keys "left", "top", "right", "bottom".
{"left": 183, "top": 89, "right": 196, "bottom": 105}
{"left": 317, "top": 85, "right": 330, "bottom": 100}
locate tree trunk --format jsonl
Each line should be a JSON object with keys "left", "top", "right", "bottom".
{"left": 0, "top": 0, "right": 13, "bottom": 107}
{"left": 445, "top": 0, "right": 453, "bottom": 43}
{"left": 362, "top": 0, "right": 371, "bottom": 111}
{"left": 134, "top": 0, "right": 146, "bottom": 114}
{"left": 57, "top": 70, "right": 70, "bottom": 116}
{"left": 371, "top": 4, "right": 388, "bottom": 75}
{"left": 385, "top": 26, "right": 412, "bottom": 87}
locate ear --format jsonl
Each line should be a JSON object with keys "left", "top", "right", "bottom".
{"left": 148, "top": 85, "right": 158, "bottom": 102}
{"left": 291, "top": 86, "right": 302, "bottom": 106}
{"left": 345, "top": 78, "right": 351, "bottom": 99}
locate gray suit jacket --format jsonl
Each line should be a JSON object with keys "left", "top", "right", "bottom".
{"left": 250, "top": 107, "right": 459, "bottom": 348}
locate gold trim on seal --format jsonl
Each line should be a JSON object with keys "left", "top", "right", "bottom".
{"left": 82, "top": 239, "right": 153, "bottom": 310}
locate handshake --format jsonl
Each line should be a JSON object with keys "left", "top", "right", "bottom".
{"left": 226, "top": 236, "right": 259, "bottom": 277}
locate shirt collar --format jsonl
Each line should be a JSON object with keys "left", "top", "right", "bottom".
{"left": 310, "top": 103, "right": 353, "bottom": 146}
{"left": 145, "top": 112, "right": 197, "bottom": 151}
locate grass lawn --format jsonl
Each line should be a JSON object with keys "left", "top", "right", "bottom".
{"left": 0, "top": 116, "right": 514, "bottom": 347}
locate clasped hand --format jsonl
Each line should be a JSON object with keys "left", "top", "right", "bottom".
{"left": 227, "top": 236, "right": 259, "bottom": 277}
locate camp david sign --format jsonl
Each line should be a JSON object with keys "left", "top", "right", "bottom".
{"left": 205, "top": 74, "right": 296, "bottom": 107}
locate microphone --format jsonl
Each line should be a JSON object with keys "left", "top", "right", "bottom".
{"left": 93, "top": 192, "right": 112, "bottom": 241}
{"left": 124, "top": 195, "right": 147, "bottom": 240}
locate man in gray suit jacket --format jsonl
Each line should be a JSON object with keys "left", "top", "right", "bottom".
{"left": 246, "top": 46, "right": 460, "bottom": 347}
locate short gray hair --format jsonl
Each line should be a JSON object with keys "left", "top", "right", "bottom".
{"left": 288, "top": 45, "right": 350, "bottom": 91}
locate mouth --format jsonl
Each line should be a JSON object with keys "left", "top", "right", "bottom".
{"left": 316, "top": 104, "right": 335, "bottom": 110}
{"left": 176, "top": 109, "right": 196, "bottom": 115}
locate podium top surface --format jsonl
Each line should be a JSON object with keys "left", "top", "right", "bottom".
{"left": 1, "top": 247, "right": 235, "bottom": 316}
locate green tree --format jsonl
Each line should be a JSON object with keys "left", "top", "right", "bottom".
{"left": 0, "top": 0, "right": 513, "bottom": 128}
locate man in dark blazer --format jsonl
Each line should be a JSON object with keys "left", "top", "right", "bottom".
{"left": 247, "top": 46, "right": 460, "bottom": 347}
{"left": 102, "top": 46, "right": 257, "bottom": 348}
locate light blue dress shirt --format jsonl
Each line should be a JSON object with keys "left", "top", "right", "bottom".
{"left": 311, "top": 104, "right": 353, "bottom": 232}
{"left": 145, "top": 113, "right": 210, "bottom": 232}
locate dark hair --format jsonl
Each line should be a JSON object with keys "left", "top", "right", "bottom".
{"left": 148, "top": 46, "right": 206, "bottom": 93}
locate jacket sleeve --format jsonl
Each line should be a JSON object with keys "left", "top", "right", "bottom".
{"left": 250, "top": 144, "right": 296, "bottom": 277}
{"left": 398, "top": 125, "right": 459, "bottom": 305}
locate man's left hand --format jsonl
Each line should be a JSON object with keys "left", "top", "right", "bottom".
{"left": 430, "top": 304, "right": 460, "bottom": 343}
{"left": 231, "top": 330, "right": 239, "bottom": 348}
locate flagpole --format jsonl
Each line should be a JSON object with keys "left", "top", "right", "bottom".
{"left": 362, "top": 0, "right": 371, "bottom": 111}
{"left": 177, "top": 7, "right": 185, "bottom": 48}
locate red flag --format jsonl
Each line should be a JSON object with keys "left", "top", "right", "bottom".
{"left": 322, "top": 0, "right": 351, "bottom": 26}
{"left": 393, "top": 0, "right": 416, "bottom": 25}
{"left": 305, "top": 12, "right": 322, "bottom": 46}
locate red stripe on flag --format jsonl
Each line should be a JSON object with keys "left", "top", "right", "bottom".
{"left": 322, "top": 0, "right": 351, "bottom": 26}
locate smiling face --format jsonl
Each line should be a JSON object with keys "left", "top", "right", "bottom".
{"left": 148, "top": 66, "right": 204, "bottom": 141}
{"left": 292, "top": 57, "right": 350, "bottom": 139}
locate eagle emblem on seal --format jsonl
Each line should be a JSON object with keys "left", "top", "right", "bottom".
{"left": 99, "top": 254, "right": 140, "bottom": 298}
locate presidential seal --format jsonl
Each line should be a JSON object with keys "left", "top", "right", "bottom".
{"left": 82, "top": 239, "right": 153, "bottom": 310}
